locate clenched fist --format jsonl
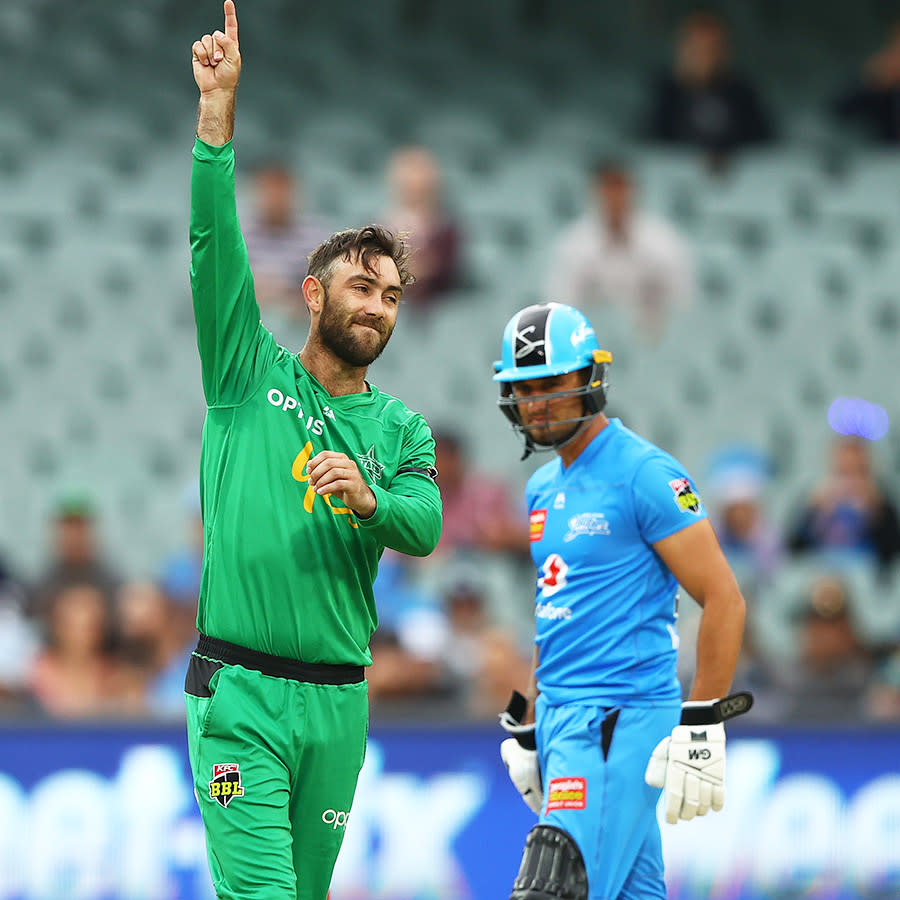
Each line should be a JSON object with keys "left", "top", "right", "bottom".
{"left": 306, "top": 451, "right": 377, "bottom": 519}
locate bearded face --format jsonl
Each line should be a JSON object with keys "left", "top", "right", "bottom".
{"left": 317, "top": 283, "right": 396, "bottom": 366}
{"left": 312, "top": 252, "right": 401, "bottom": 367}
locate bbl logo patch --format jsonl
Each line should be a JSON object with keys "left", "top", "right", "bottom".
{"left": 209, "top": 763, "right": 244, "bottom": 807}
{"left": 669, "top": 478, "right": 701, "bottom": 514}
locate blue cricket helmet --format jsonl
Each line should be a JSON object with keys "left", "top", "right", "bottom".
{"left": 494, "top": 302, "right": 604, "bottom": 382}
{"left": 493, "top": 303, "right": 613, "bottom": 458}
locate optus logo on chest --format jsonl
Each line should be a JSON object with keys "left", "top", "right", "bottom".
{"left": 322, "top": 808, "right": 350, "bottom": 830}
{"left": 267, "top": 388, "right": 326, "bottom": 435}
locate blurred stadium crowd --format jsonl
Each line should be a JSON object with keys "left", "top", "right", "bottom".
{"left": 2, "top": 0, "right": 900, "bottom": 725}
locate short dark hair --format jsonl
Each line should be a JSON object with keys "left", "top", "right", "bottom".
{"left": 680, "top": 10, "right": 728, "bottom": 37}
{"left": 251, "top": 159, "right": 293, "bottom": 179}
{"left": 591, "top": 158, "right": 630, "bottom": 181}
{"left": 306, "top": 225, "right": 414, "bottom": 288}
{"left": 432, "top": 429, "right": 465, "bottom": 456}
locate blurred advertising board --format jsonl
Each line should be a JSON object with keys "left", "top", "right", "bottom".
{"left": 0, "top": 722, "right": 897, "bottom": 899}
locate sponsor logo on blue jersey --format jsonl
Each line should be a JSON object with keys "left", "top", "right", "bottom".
{"left": 536, "top": 600, "right": 573, "bottom": 620}
{"left": 538, "top": 553, "right": 569, "bottom": 597}
{"left": 563, "top": 512, "right": 610, "bottom": 541}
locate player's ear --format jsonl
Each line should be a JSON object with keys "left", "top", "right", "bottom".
{"left": 301, "top": 275, "right": 324, "bottom": 314}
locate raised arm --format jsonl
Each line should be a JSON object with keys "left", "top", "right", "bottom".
{"left": 189, "top": 1, "right": 277, "bottom": 406}
{"left": 192, "top": 0, "right": 240, "bottom": 145}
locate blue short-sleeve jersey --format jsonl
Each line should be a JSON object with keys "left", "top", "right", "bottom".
{"left": 526, "top": 418, "right": 707, "bottom": 706}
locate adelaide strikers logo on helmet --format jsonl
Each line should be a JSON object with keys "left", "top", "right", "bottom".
{"left": 514, "top": 324, "right": 546, "bottom": 363}
{"left": 209, "top": 763, "right": 245, "bottom": 807}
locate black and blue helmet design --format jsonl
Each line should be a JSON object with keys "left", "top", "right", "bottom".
{"left": 493, "top": 303, "right": 612, "bottom": 458}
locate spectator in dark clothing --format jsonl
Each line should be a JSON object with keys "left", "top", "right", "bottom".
{"left": 383, "top": 146, "right": 461, "bottom": 307}
{"left": 28, "top": 582, "right": 137, "bottom": 719}
{"left": 432, "top": 429, "right": 528, "bottom": 558}
{"left": 773, "top": 574, "right": 875, "bottom": 724}
{"left": 834, "top": 23, "right": 900, "bottom": 143}
{"left": 647, "top": 11, "right": 773, "bottom": 156}
{"left": 116, "top": 580, "right": 195, "bottom": 719}
{"left": 705, "top": 445, "right": 782, "bottom": 603}
{"left": 438, "top": 576, "right": 532, "bottom": 721}
{"left": 787, "top": 436, "right": 900, "bottom": 572}
{"left": 29, "top": 492, "right": 121, "bottom": 631}
{"left": 367, "top": 628, "right": 447, "bottom": 702}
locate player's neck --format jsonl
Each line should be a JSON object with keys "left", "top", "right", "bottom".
{"left": 557, "top": 414, "right": 609, "bottom": 468}
{"left": 298, "top": 343, "right": 369, "bottom": 396}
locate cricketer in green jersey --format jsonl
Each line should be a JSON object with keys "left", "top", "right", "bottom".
{"left": 186, "top": 4, "right": 442, "bottom": 898}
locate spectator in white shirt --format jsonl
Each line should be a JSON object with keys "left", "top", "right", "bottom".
{"left": 546, "top": 159, "right": 694, "bottom": 342}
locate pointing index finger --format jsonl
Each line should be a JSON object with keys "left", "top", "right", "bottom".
{"left": 223, "top": 0, "right": 239, "bottom": 44}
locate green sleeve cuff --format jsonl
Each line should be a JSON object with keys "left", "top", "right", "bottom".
{"left": 356, "top": 484, "right": 391, "bottom": 529}
{"left": 193, "top": 137, "right": 234, "bottom": 159}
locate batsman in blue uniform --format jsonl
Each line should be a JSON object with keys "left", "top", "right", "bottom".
{"left": 494, "top": 303, "right": 749, "bottom": 900}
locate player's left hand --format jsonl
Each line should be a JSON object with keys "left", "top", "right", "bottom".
{"left": 499, "top": 690, "right": 542, "bottom": 815}
{"left": 500, "top": 738, "right": 542, "bottom": 815}
{"left": 645, "top": 722, "right": 725, "bottom": 824}
{"left": 644, "top": 692, "right": 753, "bottom": 825}
{"left": 306, "top": 451, "right": 376, "bottom": 518}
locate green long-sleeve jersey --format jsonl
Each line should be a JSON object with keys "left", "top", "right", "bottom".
{"left": 189, "top": 138, "right": 442, "bottom": 666}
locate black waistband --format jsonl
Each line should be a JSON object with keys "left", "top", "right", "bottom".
{"left": 195, "top": 634, "right": 365, "bottom": 685}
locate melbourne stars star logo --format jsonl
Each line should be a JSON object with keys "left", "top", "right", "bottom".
{"left": 356, "top": 445, "right": 384, "bottom": 483}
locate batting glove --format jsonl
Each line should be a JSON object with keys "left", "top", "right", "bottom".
{"left": 499, "top": 690, "right": 542, "bottom": 815}
{"left": 644, "top": 692, "right": 753, "bottom": 825}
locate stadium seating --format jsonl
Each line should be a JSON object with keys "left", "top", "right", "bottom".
{"left": 2, "top": 0, "right": 898, "bottom": 652}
